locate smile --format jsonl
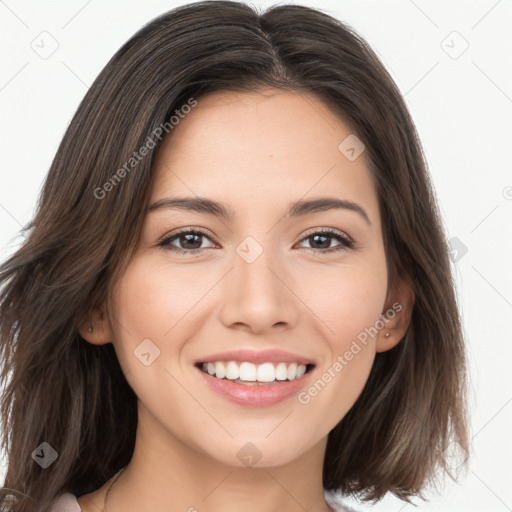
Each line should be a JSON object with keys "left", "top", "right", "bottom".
{"left": 195, "top": 361, "right": 316, "bottom": 407}
{"left": 198, "top": 361, "right": 315, "bottom": 384}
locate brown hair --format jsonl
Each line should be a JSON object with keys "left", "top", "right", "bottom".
{"left": 0, "top": 1, "right": 470, "bottom": 510}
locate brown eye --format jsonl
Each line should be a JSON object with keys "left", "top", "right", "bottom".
{"left": 297, "top": 229, "right": 354, "bottom": 253}
{"left": 158, "top": 229, "right": 216, "bottom": 254}
{"left": 157, "top": 227, "right": 354, "bottom": 256}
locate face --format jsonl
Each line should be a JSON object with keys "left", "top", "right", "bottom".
{"left": 102, "top": 88, "right": 398, "bottom": 468}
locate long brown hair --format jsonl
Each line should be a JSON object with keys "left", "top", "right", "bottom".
{"left": 0, "top": 1, "right": 470, "bottom": 510}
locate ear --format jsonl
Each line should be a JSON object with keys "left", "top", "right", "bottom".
{"left": 77, "top": 302, "right": 113, "bottom": 346}
{"left": 376, "top": 277, "right": 415, "bottom": 353}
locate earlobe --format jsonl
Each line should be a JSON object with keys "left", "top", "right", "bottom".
{"left": 77, "top": 303, "right": 113, "bottom": 345}
{"left": 376, "top": 329, "right": 402, "bottom": 352}
{"left": 376, "top": 279, "right": 415, "bottom": 353}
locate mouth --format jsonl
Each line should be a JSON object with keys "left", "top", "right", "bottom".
{"left": 194, "top": 361, "right": 316, "bottom": 386}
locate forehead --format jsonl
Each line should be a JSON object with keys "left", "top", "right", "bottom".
{"left": 151, "top": 88, "right": 380, "bottom": 229}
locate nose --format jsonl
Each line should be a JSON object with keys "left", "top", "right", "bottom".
{"left": 218, "top": 243, "right": 300, "bottom": 334}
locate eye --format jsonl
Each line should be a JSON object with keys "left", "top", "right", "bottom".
{"left": 157, "top": 228, "right": 217, "bottom": 254}
{"left": 296, "top": 228, "right": 354, "bottom": 253}
{"left": 157, "top": 227, "right": 354, "bottom": 255}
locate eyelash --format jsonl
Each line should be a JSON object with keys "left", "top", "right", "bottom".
{"left": 157, "top": 227, "right": 355, "bottom": 255}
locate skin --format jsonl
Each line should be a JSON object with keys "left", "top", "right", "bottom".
{"left": 78, "top": 88, "right": 414, "bottom": 512}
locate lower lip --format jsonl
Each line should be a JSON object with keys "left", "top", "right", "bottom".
{"left": 195, "top": 366, "right": 314, "bottom": 407}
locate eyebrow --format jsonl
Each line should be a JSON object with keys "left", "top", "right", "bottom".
{"left": 148, "top": 196, "right": 371, "bottom": 225}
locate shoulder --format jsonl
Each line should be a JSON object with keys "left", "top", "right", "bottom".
{"left": 324, "top": 489, "right": 362, "bottom": 512}
{"left": 49, "top": 492, "right": 82, "bottom": 512}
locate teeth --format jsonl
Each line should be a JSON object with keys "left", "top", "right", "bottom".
{"left": 296, "top": 364, "right": 306, "bottom": 378}
{"left": 200, "top": 360, "right": 309, "bottom": 382}
{"left": 287, "top": 363, "right": 297, "bottom": 380}
{"left": 275, "top": 362, "right": 288, "bottom": 380}
{"left": 225, "top": 361, "right": 239, "bottom": 380}
{"left": 256, "top": 362, "right": 274, "bottom": 382}
{"left": 214, "top": 361, "right": 226, "bottom": 379}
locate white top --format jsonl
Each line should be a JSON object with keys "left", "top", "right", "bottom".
{"left": 50, "top": 489, "right": 360, "bottom": 511}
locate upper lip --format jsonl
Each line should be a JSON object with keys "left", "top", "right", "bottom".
{"left": 196, "top": 349, "right": 315, "bottom": 366}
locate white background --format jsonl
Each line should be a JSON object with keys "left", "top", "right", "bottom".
{"left": 0, "top": 1, "right": 511, "bottom": 511}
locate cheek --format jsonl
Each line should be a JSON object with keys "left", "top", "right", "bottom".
{"left": 107, "top": 259, "right": 212, "bottom": 414}
{"left": 108, "top": 256, "right": 229, "bottom": 392}
{"left": 306, "top": 339, "right": 375, "bottom": 430}
{"left": 112, "top": 258, "right": 211, "bottom": 340}
{"left": 303, "top": 257, "right": 388, "bottom": 350}
{"left": 108, "top": 260, "right": 187, "bottom": 375}
{"left": 296, "top": 258, "right": 386, "bottom": 416}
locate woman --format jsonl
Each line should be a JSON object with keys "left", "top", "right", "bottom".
{"left": 0, "top": 2, "right": 469, "bottom": 511}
